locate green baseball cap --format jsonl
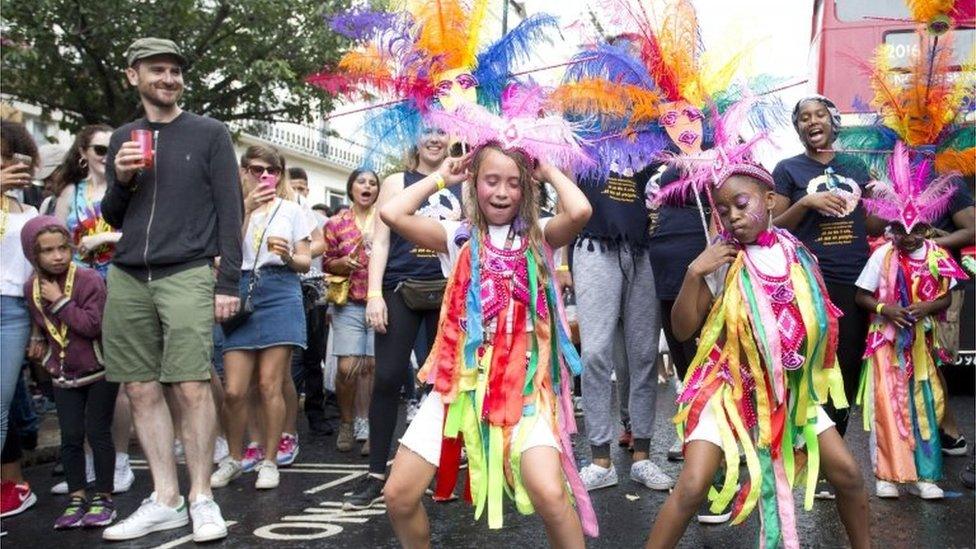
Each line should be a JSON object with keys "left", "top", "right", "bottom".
{"left": 125, "top": 37, "right": 186, "bottom": 67}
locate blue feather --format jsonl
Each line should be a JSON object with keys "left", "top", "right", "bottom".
{"left": 360, "top": 102, "right": 424, "bottom": 170}
{"left": 562, "top": 43, "right": 655, "bottom": 90}
{"left": 473, "top": 13, "right": 561, "bottom": 111}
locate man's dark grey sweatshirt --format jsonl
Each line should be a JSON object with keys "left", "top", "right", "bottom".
{"left": 102, "top": 111, "right": 243, "bottom": 296}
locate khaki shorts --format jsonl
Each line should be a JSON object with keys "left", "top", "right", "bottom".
{"left": 103, "top": 265, "right": 214, "bottom": 383}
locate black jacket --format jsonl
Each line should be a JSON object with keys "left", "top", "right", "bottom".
{"left": 102, "top": 112, "right": 243, "bottom": 295}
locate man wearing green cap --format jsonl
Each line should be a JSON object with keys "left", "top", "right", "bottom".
{"left": 100, "top": 37, "right": 240, "bottom": 543}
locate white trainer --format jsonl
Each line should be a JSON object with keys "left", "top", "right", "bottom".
{"left": 189, "top": 494, "right": 228, "bottom": 542}
{"left": 211, "top": 458, "right": 243, "bottom": 489}
{"left": 911, "top": 481, "right": 944, "bottom": 500}
{"left": 354, "top": 417, "right": 369, "bottom": 442}
{"left": 630, "top": 459, "right": 674, "bottom": 491}
{"left": 102, "top": 493, "right": 189, "bottom": 541}
{"left": 875, "top": 480, "right": 899, "bottom": 498}
{"left": 213, "top": 436, "right": 230, "bottom": 464}
{"left": 255, "top": 461, "right": 280, "bottom": 490}
{"left": 579, "top": 463, "right": 618, "bottom": 491}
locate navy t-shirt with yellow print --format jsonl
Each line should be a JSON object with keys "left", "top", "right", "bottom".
{"left": 383, "top": 170, "right": 464, "bottom": 289}
{"left": 772, "top": 153, "right": 871, "bottom": 285}
{"left": 577, "top": 167, "right": 655, "bottom": 249}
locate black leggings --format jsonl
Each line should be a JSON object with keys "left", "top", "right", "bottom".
{"left": 821, "top": 282, "right": 868, "bottom": 436}
{"left": 659, "top": 299, "right": 701, "bottom": 380}
{"left": 54, "top": 378, "right": 119, "bottom": 494}
{"left": 368, "top": 288, "right": 439, "bottom": 475}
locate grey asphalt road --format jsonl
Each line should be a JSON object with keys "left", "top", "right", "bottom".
{"left": 3, "top": 386, "right": 973, "bottom": 548}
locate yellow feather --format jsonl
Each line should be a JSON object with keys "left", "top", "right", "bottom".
{"left": 463, "top": 0, "right": 489, "bottom": 70}
{"left": 907, "top": 0, "right": 956, "bottom": 22}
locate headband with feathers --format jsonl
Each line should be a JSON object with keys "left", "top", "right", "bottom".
{"left": 862, "top": 141, "right": 959, "bottom": 232}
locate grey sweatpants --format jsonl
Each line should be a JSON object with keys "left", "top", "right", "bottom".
{"left": 575, "top": 242, "right": 660, "bottom": 448}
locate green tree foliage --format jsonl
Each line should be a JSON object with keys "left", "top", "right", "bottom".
{"left": 0, "top": 0, "right": 344, "bottom": 130}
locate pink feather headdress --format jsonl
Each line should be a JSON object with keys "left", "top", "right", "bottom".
{"left": 652, "top": 94, "right": 774, "bottom": 207}
{"left": 862, "top": 141, "right": 959, "bottom": 232}
{"left": 425, "top": 83, "right": 592, "bottom": 170}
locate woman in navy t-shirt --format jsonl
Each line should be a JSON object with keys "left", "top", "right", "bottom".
{"left": 771, "top": 95, "right": 880, "bottom": 442}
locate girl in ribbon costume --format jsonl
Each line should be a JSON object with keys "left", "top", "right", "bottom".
{"left": 377, "top": 84, "right": 596, "bottom": 546}
{"left": 645, "top": 100, "right": 870, "bottom": 549}
{"left": 853, "top": 142, "right": 968, "bottom": 500}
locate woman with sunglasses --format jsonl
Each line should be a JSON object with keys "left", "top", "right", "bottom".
{"left": 53, "top": 125, "right": 120, "bottom": 278}
{"left": 50, "top": 124, "right": 138, "bottom": 499}
{"left": 211, "top": 145, "right": 312, "bottom": 491}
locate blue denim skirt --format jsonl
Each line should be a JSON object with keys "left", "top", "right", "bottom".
{"left": 222, "top": 266, "right": 307, "bottom": 352}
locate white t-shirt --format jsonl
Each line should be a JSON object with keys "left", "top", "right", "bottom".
{"left": 855, "top": 243, "right": 956, "bottom": 292}
{"left": 241, "top": 199, "right": 313, "bottom": 270}
{"left": 1, "top": 203, "right": 38, "bottom": 297}
{"left": 705, "top": 244, "right": 788, "bottom": 297}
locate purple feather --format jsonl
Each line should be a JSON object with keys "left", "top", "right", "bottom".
{"left": 329, "top": 9, "right": 403, "bottom": 41}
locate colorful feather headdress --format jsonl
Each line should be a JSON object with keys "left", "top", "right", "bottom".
{"left": 652, "top": 94, "right": 774, "bottom": 207}
{"left": 426, "top": 83, "right": 591, "bottom": 170}
{"left": 862, "top": 141, "right": 959, "bottom": 232}
{"left": 550, "top": 0, "right": 786, "bottom": 178}
{"left": 308, "top": 1, "right": 559, "bottom": 167}
{"left": 838, "top": 29, "right": 975, "bottom": 177}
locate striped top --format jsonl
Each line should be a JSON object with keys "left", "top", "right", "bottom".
{"left": 323, "top": 207, "right": 373, "bottom": 302}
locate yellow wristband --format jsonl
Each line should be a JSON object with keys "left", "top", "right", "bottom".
{"left": 556, "top": 265, "right": 570, "bottom": 272}
{"left": 875, "top": 302, "right": 884, "bottom": 314}
{"left": 367, "top": 290, "right": 382, "bottom": 299}
{"left": 432, "top": 172, "right": 446, "bottom": 191}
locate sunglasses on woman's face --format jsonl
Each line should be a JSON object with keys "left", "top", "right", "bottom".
{"left": 89, "top": 145, "right": 109, "bottom": 156}
{"left": 247, "top": 165, "right": 282, "bottom": 177}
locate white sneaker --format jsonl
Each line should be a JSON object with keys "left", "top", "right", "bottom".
{"left": 255, "top": 461, "right": 280, "bottom": 490}
{"left": 210, "top": 458, "right": 243, "bottom": 489}
{"left": 114, "top": 462, "right": 135, "bottom": 494}
{"left": 189, "top": 494, "right": 228, "bottom": 542}
{"left": 51, "top": 454, "right": 96, "bottom": 494}
{"left": 579, "top": 463, "right": 618, "bottom": 491}
{"left": 213, "top": 436, "right": 230, "bottom": 464}
{"left": 875, "top": 480, "right": 899, "bottom": 498}
{"left": 911, "top": 481, "right": 944, "bottom": 500}
{"left": 630, "top": 459, "right": 674, "bottom": 491}
{"left": 354, "top": 417, "right": 369, "bottom": 442}
{"left": 102, "top": 493, "right": 189, "bottom": 541}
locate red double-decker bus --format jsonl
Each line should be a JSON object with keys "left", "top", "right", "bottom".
{"left": 810, "top": 0, "right": 975, "bottom": 115}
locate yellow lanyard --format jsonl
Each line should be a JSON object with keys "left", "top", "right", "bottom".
{"left": 33, "top": 263, "right": 77, "bottom": 367}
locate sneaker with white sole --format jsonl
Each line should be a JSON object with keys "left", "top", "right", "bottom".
{"left": 354, "top": 417, "right": 369, "bottom": 442}
{"left": 875, "top": 479, "right": 899, "bottom": 498}
{"left": 255, "top": 461, "right": 280, "bottom": 489}
{"left": 910, "top": 481, "right": 944, "bottom": 500}
{"left": 630, "top": 460, "right": 674, "bottom": 491}
{"left": 189, "top": 494, "right": 227, "bottom": 543}
{"left": 276, "top": 434, "right": 299, "bottom": 467}
{"left": 696, "top": 498, "right": 732, "bottom": 524}
{"left": 213, "top": 436, "right": 230, "bottom": 464}
{"left": 240, "top": 443, "right": 264, "bottom": 473}
{"left": 210, "top": 458, "right": 243, "bottom": 488}
{"left": 113, "top": 463, "right": 135, "bottom": 494}
{"left": 102, "top": 493, "right": 188, "bottom": 541}
{"left": 579, "top": 463, "right": 618, "bottom": 491}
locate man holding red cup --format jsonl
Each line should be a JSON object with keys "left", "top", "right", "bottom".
{"left": 100, "top": 37, "right": 242, "bottom": 544}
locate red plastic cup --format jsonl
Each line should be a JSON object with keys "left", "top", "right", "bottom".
{"left": 131, "top": 129, "right": 154, "bottom": 169}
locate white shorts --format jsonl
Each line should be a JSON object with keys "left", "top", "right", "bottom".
{"left": 399, "top": 391, "right": 560, "bottom": 466}
{"left": 686, "top": 402, "right": 835, "bottom": 448}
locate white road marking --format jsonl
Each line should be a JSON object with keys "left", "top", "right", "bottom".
{"left": 149, "top": 520, "right": 237, "bottom": 549}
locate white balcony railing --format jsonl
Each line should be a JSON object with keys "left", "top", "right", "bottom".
{"left": 234, "top": 120, "right": 365, "bottom": 169}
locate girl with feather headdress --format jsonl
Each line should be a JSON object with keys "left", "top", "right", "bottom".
{"left": 318, "top": 2, "right": 565, "bottom": 513}
{"left": 853, "top": 141, "right": 968, "bottom": 501}
{"left": 376, "top": 83, "right": 597, "bottom": 545}
{"left": 646, "top": 99, "right": 871, "bottom": 549}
